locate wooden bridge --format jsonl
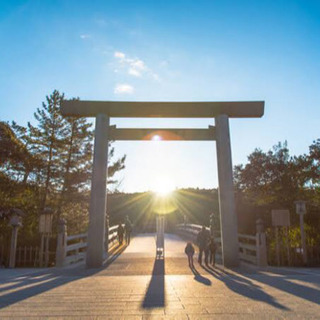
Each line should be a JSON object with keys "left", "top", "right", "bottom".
{"left": 55, "top": 223, "right": 267, "bottom": 269}
{"left": 1, "top": 230, "right": 320, "bottom": 319}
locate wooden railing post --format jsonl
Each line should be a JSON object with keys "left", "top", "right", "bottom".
{"left": 256, "top": 218, "right": 268, "bottom": 267}
{"left": 56, "top": 219, "right": 67, "bottom": 267}
{"left": 9, "top": 213, "right": 23, "bottom": 268}
{"left": 104, "top": 214, "right": 109, "bottom": 259}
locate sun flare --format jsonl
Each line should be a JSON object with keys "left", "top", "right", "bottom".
{"left": 152, "top": 177, "right": 175, "bottom": 196}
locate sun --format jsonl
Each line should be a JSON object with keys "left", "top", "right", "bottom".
{"left": 152, "top": 177, "right": 176, "bottom": 196}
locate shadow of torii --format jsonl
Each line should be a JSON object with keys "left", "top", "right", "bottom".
{"left": 142, "top": 258, "right": 165, "bottom": 308}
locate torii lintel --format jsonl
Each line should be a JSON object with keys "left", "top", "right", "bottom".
{"left": 108, "top": 125, "right": 215, "bottom": 141}
{"left": 61, "top": 100, "right": 264, "bottom": 118}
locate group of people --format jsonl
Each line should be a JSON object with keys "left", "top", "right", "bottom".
{"left": 117, "top": 216, "right": 133, "bottom": 245}
{"left": 116, "top": 218, "right": 216, "bottom": 267}
{"left": 185, "top": 225, "right": 216, "bottom": 268}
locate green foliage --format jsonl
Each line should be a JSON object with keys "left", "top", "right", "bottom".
{"left": 235, "top": 141, "right": 320, "bottom": 265}
{"left": 0, "top": 90, "right": 126, "bottom": 249}
{"left": 309, "top": 139, "right": 320, "bottom": 186}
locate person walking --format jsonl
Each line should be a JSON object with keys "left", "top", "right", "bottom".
{"left": 196, "top": 225, "right": 210, "bottom": 265}
{"left": 124, "top": 216, "right": 133, "bottom": 245}
{"left": 208, "top": 236, "right": 216, "bottom": 266}
{"left": 185, "top": 242, "right": 195, "bottom": 268}
{"left": 117, "top": 223, "right": 124, "bottom": 245}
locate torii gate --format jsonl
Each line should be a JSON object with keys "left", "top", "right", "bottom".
{"left": 61, "top": 101, "right": 264, "bottom": 268}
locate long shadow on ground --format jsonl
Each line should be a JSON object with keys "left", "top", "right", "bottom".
{"left": 201, "top": 264, "right": 289, "bottom": 310}
{"left": 191, "top": 265, "right": 211, "bottom": 286}
{"left": 142, "top": 258, "right": 165, "bottom": 308}
{"left": 244, "top": 269, "right": 320, "bottom": 306}
{"left": 0, "top": 243, "right": 128, "bottom": 309}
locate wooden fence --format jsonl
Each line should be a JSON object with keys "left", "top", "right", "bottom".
{"left": 15, "top": 246, "right": 40, "bottom": 267}
{"left": 0, "top": 244, "right": 40, "bottom": 268}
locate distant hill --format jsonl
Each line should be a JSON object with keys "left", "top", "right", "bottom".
{"left": 107, "top": 188, "right": 220, "bottom": 232}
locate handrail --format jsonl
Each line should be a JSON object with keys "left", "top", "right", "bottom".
{"left": 62, "top": 224, "right": 124, "bottom": 266}
{"left": 67, "top": 233, "right": 87, "bottom": 241}
{"left": 239, "top": 243, "right": 256, "bottom": 251}
{"left": 66, "top": 242, "right": 87, "bottom": 252}
{"left": 238, "top": 233, "right": 256, "bottom": 241}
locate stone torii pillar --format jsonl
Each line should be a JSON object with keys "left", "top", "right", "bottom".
{"left": 215, "top": 114, "right": 239, "bottom": 267}
{"left": 86, "top": 114, "right": 109, "bottom": 268}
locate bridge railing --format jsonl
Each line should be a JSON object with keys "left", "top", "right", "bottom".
{"left": 64, "top": 233, "right": 87, "bottom": 265}
{"left": 238, "top": 233, "right": 257, "bottom": 265}
{"left": 56, "top": 221, "right": 124, "bottom": 267}
{"left": 176, "top": 219, "right": 267, "bottom": 267}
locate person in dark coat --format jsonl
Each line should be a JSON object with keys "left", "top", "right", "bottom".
{"left": 208, "top": 236, "right": 216, "bottom": 266}
{"left": 124, "top": 216, "right": 133, "bottom": 245}
{"left": 196, "top": 226, "right": 210, "bottom": 265}
{"left": 118, "top": 223, "right": 124, "bottom": 245}
{"left": 185, "top": 242, "right": 195, "bottom": 268}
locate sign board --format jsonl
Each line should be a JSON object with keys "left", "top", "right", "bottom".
{"left": 271, "top": 210, "right": 290, "bottom": 227}
{"left": 294, "top": 201, "right": 306, "bottom": 215}
{"left": 39, "top": 214, "right": 53, "bottom": 233}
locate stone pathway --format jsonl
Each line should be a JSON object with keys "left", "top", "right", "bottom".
{"left": 0, "top": 233, "right": 319, "bottom": 319}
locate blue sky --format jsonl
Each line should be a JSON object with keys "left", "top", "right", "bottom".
{"left": 1, "top": 0, "right": 319, "bottom": 192}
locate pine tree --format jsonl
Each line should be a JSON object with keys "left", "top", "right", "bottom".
{"left": 0, "top": 121, "right": 38, "bottom": 183}
{"left": 56, "top": 101, "right": 94, "bottom": 218}
{"left": 26, "top": 90, "right": 66, "bottom": 210}
{"left": 8, "top": 90, "right": 126, "bottom": 229}
{"left": 107, "top": 144, "right": 126, "bottom": 188}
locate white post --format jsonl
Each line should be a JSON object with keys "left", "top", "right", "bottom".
{"left": 39, "top": 233, "right": 45, "bottom": 267}
{"left": 45, "top": 234, "right": 50, "bottom": 267}
{"left": 299, "top": 213, "right": 307, "bottom": 265}
{"left": 156, "top": 215, "right": 165, "bottom": 258}
{"left": 256, "top": 219, "right": 268, "bottom": 267}
{"left": 215, "top": 114, "right": 239, "bottom": 267}
{"left": 86, "top": 114, "right": 109, "bottom": 268}
{"left": 9, "top": 226, "right": 19, "bottom": 268}
{"left": 104, "top": 214, "right": 109, "bottom": 260}
{"left": 56, "top": 219, "right": 67, "bottom": 267}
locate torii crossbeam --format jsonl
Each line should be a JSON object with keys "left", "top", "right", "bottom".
{"left": 61, "top": 100, "right": 264, "bottom": 268}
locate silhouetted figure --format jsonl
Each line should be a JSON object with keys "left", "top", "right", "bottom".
{"left": 118, "top": 223, "right": 124, "bottom": 245}
{"left": 196, "top": 226, "right": 210, "bottom": 265}
{"left": 125, "top": 216, "right": 133, "bottom": 245}
{"left": 185, "top": 242, "right": 195, "bottom": 268}
{"left": 208, "top": 236, "right": 216, "bottom": 266}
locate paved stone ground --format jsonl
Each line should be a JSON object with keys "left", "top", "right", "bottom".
{"left": 0, "top": 233, "right": 320, "bottom": 319}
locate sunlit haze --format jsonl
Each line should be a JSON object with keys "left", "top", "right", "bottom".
{"left": 151, "top": 176, "right": 176, "bottom": 196}
{"left": 1, "top": 1, "right": 319, "bottom": 192}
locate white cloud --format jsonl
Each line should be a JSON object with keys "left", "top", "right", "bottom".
{"left": 114, "top": 51, "right": 125, "bottom": 59}
{"left": 80, "top": 34, "right": 91, "bottom": 39}
{"left": 131, "top": 59, "right": 145, "bottom": 70}
{"left": 128, "top": 68, "right": 141, "bottom": 77}
{"left": 113, "top": 51, "right": 159, "bottom": 80}
{"left": 114, "top": 84, "right": 134, "bottom": 94}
